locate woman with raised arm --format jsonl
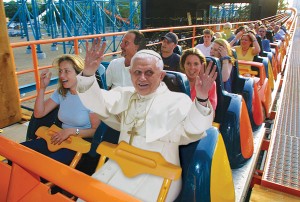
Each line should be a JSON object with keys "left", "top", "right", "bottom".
{"left": 21, "top": 54, "right": 100, "bottom": 165}
{"left": 230, "top": 31, "right": 261, "bottom": 76}
{"left": 180, "top": 48, "right": 217, "bottom": 111}
{"left": 210, "top": 38, "right": 235, "bottom": 92}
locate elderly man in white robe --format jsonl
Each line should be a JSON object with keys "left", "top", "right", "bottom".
{"left": 76, "top": 37, "right": 217, "bottom": 202}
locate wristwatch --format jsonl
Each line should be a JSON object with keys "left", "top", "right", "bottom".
{"left": 75, "top": 128, "right": 80, "bottom": 135}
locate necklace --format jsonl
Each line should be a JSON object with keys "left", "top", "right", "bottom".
{"left": 124, "top": 93, "right": 156, "bottom": 145}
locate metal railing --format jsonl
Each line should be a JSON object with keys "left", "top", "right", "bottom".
{"left": 11, "top": 14, "right": 288, "bottom": 104}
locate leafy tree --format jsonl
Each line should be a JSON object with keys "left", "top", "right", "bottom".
{"left": 4, "top": 1, "right": 18, "bottom": 21}
{"left": 278, "top": 0, "right": 289, "bottom": 11}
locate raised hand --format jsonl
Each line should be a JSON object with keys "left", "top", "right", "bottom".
{"left": 195, "top": 61, "right": 217, "bottom": 101}
{"left": 218, "top": 45, "right": 228, "bottom": 58}
{"left": 40, "top": 69, "right": 52, "bottom": 90}
{"left": 84, "top": 37, "right": 106, "bottom": 76}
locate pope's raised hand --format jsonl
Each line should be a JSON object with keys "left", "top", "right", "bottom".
{"left": 83, "top": 37, "right": 106, "bottom": 76}
{"left": 195, "top": 61, "right": 217, "bottom": 102}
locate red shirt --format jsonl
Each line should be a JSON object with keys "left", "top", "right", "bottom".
{"left": 190, "top": 81, "right": 217, "bottom": 111}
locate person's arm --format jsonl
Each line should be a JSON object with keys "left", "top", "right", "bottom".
{"left": 51, "top": 112, "right": 101, "bottom": 145}
{"left": 83, "top": 37, "right": 106, "bottom": 77}
{"left": 194, "top": 61, "right": 217, "bottom": 107}
{"left": 250, "top": 33, "right": 261, "bottom": 55}
{"left": 34, "top": 69, "right": 59, "bottom": 118}
{"left": 218, "top": 45, "right": 233, "bottom": 82}
{"left": 76, "top": 112, "right": 101, "bottom": 139}
{"left": 221, "top": 60, "right": 233, "bottom": 82}
{"left": 230, "top": 31, "right": 243, "bottom": 47}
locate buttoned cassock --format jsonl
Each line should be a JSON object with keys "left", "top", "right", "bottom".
{"left": 77, "top": 74, "right": 213, "bottom": 202}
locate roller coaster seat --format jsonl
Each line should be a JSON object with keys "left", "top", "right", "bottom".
{"left": 3, "top": 68, "right": 235, "bottom": 201}
{"left": 163, "top": 70, "right": 190, "bottom": 97}
{"left": 92, "top": 70, "right": 234, "bottom": 200}
{"left": 158, "top": 70, "right": 236, "bottom": 200}
{"left": 35, "top": 125, "right": 92, "bottom": 170}
{"left": 251, "top": 56, "right": 272, "bottom": 117}
{"left": 253, "top": 55, "right": 275, "bottom": 90}
{"left": 173, "top": 45, "right": 183, "bottom": 55}
{"left": 25, "top": 66, "right": 119, "bottom": 175}
{"left": 175, "top": 127, "right": 235, "bottom": 201}
{"left": 260, "top": 51, "right": 278, "bottom": 81}
{"left": 206, "top": 56, "right": 253, "bottom": 168}
{"left": 96, "top": 141, "right": 182, "bottom": 202}
{"left": 232, "top": 50, "right": 264, "bottom": 131}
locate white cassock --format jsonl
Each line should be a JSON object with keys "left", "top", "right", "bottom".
{"left": 76, "top": 75, "right": 214, "bottom": 202}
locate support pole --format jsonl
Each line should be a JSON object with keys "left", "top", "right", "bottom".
{"left": 0, "top": 0, "right": 22, "bottom": 128}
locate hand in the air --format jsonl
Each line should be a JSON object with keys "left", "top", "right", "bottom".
{"left": 195, "top": 61, "right": 217, "bottom": 101}
{"left": 40, "top": 69, "right": 52, "bottom": 90}
{"left": 83, "top": 37, "right": 106, "bottom": 76}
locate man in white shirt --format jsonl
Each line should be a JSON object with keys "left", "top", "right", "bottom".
{"left": 195, "top": 29, "right": 214, "bottom": 57}
{"left": 77, "top": 38, "right": 217, "bottom": 201}
{"left": 106, "top": 30, "right": 146, "bottom": 89}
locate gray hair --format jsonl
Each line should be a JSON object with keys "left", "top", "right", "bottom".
{"left": 224, "top": 22, "right": 232, "bottom": 29}
{"left": 130, "top": 49, "right": 164, "bottom": 70}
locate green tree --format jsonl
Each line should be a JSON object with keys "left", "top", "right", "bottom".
{"left": 4, "top": 1, "right": 18, "bottom": 21}
{"left": 278, "top": 0, "right": 289, "bottom": 11}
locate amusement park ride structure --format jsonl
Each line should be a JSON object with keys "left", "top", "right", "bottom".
{"left": 1, "top": 0, "right": 299, "bottom": 200}
{"left": 7, "top": 0, "right": 142, "bottom": 57}
{"left": 6, "top": 0, "right": 255, "bottom": 58}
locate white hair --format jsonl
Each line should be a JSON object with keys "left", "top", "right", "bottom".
{"left": 130, "top": 49, "right": 164, "bottom": 70}
{"left": 224, "top": 22, "right": 232, "bottom": 29}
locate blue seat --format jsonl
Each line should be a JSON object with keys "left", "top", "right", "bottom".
{"left": 96, "top": 64, "right": 107, "bottom": 90}
{"left": 206, "top": 56, "right": 253, "bottom": 168}
{"left": 175, "top": 127, "right": 235, "bottom": 202}
{"left": 162, "top": 71, "right": 234, "bottom": 201}
{"left": 163, "top": 70, "right": 190, "bottom": 97}
{"left": 231, "top": 50, "right": 263, "bottom": 131}
{"left": 253, "top": 55, "right": 269, "bottom": 78}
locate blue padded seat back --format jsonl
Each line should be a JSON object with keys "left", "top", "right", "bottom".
{"left": 253, "top": 55, "right": 269, "bottom": 78}
{"left": 163, "top": 71, "right": 191, "bottom": 97}
{"left": 175, "top": 127, "right": 218, "bottom": 202}
{"left": 173, "top": 45, "right": 183, "bottom": 55}
{"left": 260, "top": 51, "right": 273, "bottom": 66}
{"left": 205, "top": 56, "right": 229, "bottom": 124}
{"left": 101, "top": 61, "right": 110, "bottom": 69}
{"left": 26, "top": 106, "right": 60, "bottom": 140}
{"left": 206, "top": 56, "right": 250, "bottom": 168}
{"left": 231, "top": 50, "right": 256, "bottom": 129}
{"left": 96, "top": 64, "right": 107, "bottom": 90}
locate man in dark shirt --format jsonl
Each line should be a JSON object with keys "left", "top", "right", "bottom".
{"left": 160, "top": 32, "right": 181, "bottom": 72}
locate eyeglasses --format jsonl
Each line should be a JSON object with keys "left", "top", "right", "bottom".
{"left": 224, "top": 27, "right": 231, "bottom": 30}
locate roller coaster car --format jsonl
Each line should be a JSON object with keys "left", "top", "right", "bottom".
{"left": 238, "top": 59, "right": 272, "bottom": 119}
{"left": 270, "top": 41, "right": 283, "bottom": 73}
{"left": 206, "top": 56, "right": 254, "bottom": 169}
{"left": 0, "top": 127, "right": 234, "bottom": 202}
{"left": 260, "top": 51, "right": 278, "bottom": 81}
{"left": 254, "top": 55, "right": 275, "bottom": 90}
{"left": 231, "top": 50, "right": 264, "bottom": 131}
{"left": 0, "top": 69, "right": 235, "bottom": 201}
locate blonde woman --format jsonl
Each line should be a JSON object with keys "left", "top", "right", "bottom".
{"left": 210, "top": 38, "right": 235, "bottom": 92}
{"left": 22, "top": 54, "right": 100, "bottom": 165}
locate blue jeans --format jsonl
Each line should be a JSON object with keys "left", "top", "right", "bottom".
{"left": 21, "top": 138, "right": 76, "bottom": 165}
